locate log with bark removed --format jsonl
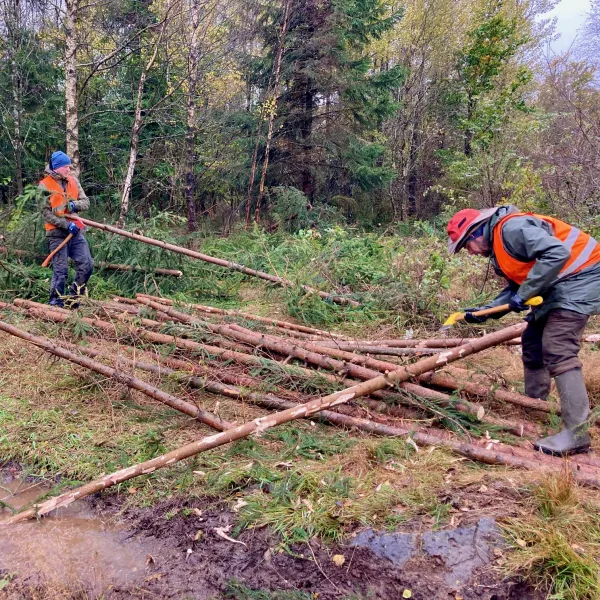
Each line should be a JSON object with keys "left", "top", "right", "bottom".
{"left": 13, "top": 320, "right": 582, "bottom": 523}
{"left": 0, "top": 320, "right": 231, "bottom": 431}
{"left": 72, "top": 217, "right": 359, "bottom": 306}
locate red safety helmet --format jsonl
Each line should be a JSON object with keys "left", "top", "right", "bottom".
{"left": 447, "top": 207, "right": 498, "bottom": 254}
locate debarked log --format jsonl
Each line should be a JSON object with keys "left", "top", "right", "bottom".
{"left": 135, "top": 293, "right": 348, "bottom": 339}
{"left": 5, "top": 299, "right": 552, "bottom": 426}
{"left": 0, "top": 320, "right": 231, "bottom": 431}
{"left": 419, "top": 371, "right": 556, "bottom": 414}
{"left": 136, "top": 299, "right": 540, "bottom": 435}
{"left": 63, "top": 343, "right": 433, "bottom": 433}
{"left": 9, "top": 321, "right": 600, "bottom": 523}
{"left": 66, "top": 340, "right": 539, "bottom": 438}
{"left": 9, "top": 300, "right": 351, "bottom": 386}
{"left": 73, "top": 217, "right": 359, "bottom": 306}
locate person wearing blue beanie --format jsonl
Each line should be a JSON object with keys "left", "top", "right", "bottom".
{"left": 49, "top": 151, "right": 72, "bottom": 170}
{"left": 39, "top": 151, "right": 94, "bottom": 308}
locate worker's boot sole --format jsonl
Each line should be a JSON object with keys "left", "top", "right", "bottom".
{"left": 533, "top": 442, "right": 591, "bottom": 457}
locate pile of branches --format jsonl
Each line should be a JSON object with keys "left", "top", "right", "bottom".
{"left": 1, "top": 292, "right": 599, "bottom": 522}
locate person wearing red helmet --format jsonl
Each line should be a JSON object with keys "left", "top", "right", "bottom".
{"left": 447, "top": 205, "right": 600, "bottom": 456}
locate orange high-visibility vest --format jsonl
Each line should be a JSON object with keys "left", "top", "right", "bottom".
{"left": 493, "top": 212, "right": 600, "bottom": 284}
{"left": 40, "top": 175, "right": 84, "bottom": 232}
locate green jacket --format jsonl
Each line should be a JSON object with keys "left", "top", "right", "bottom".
{"left": 39, "top": 168, "right": 90, "bottom": 237}
{"left": 480, "top": 205, "right": 600, "bottom": 320}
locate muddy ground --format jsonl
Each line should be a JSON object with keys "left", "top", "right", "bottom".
{"left": 1, "top": 488, "right": 545, "bottom": 600}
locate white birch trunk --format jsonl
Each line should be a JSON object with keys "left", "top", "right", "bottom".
{"left": 65, "top": 0, "right": 80, "bottom": 177}
{"left": 184, "top": 0, "right": 201, "bottom": 232}
{"left": 4, "top": 0, "right": 24, "bottom": 195}
{"left": 117, "top": 23, "right": 165, "bottom": 227}
{"left": 255, "top": 0, "right": 291, "bottom": 222}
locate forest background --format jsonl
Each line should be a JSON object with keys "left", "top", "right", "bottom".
{"left": 1, "top": 0, "right": 598, "bottom": 232}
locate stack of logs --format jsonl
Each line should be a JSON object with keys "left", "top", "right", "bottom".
{"left": 1, "top": 292, "right": 600, "bottom": 522}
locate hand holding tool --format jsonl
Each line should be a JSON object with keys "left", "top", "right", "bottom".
{"left": 440, "top": 296, "right": 543, "bottom": 331}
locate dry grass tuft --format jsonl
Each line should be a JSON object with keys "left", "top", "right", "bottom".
{"left": 501, "top": 469, "right": 600, "bottom": 600}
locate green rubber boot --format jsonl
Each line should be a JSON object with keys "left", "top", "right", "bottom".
{"left": 524, "top": 366, "right": 551, "bottom": 400}
{"left": 533, "top": 368, "right": 591, "bottom": 457}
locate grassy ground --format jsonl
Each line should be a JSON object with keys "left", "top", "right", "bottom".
{"left": 2, "top": 225, "right": 600, "bottom": 598}
{"left": 2, "top": 304, "right": 600, "bottom": 599}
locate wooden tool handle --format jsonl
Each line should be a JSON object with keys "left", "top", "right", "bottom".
{"left": 41, "top": 233, "right": 73, "bottom": 267}
{"left": 471, "top": 304, "right": 511, "bottom": 317}
{"left": 471, "top": 295, "right": 544, "bottom": 318}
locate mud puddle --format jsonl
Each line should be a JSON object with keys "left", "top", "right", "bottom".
{"left": 0, "top": 469, "right": 152, "bottom": 594}
{"left": 351, "top": 517, "right": 504, "bottom": 589}
{"left": 0, "top": 472, "right": 543, "bottom": 599}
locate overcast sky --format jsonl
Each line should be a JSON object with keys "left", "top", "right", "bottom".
{"left": 548, "top": 0, "right": 592, "bottom": 52}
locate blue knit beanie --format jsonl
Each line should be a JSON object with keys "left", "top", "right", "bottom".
{"left": 50, "top": 151, "right": 71, "bottom": 170}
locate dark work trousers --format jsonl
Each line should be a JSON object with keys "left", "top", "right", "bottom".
{"left": 48, "top": 231, "right": 94, "bottom": 307}
{"left": 521, "top": 309, "right": 589, "bottom": 377}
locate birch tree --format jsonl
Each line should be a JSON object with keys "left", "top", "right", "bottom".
{"left": 2, "top": 0, "right": 25, "bottom": 194}
{"left": 254, "top": 0, "right": 291, "bottom": 223}
{"left": 65, "top": 0, "right": 80, "bottom": 176}
{"left": 117, "top": 3, "right": 172, "bottom": 227}
{"left": 184, "top": 0, "right": 203, "bottom": 231}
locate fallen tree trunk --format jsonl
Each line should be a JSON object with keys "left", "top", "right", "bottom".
{"left": 11, "top": 407, "right": 600, "bottom": 525}
{"left": 319, "top": 345, "right": 442, "bottom": 356}
{"left": 135, "top": 293, "right": 347, "bottom": 339}
{"left": 100, "top": 263, "right": 183, "bottom": 277}
{"left": 21, "top": 320, "right": 598, "bottom": 522}
{"left": 150, "top": 301, "right": 551, "bottom": 420}
{"left": 316, "top": 338, "right": 520, "bottom": 348}
{"left": 0, "top": 320, "right": 231, "bottom": 432}
{"left": 67, "top": 339, "right": 539, "bottom": 438}
{"left": 6, "top": 299, "right": 543, "bottom": 435}
{"left": 0, "top": 247, "right": 182, "bottom": 277}
{"left": 136, "top": 298, "right": 543, "bottom": 433}
{"left": 72, "top": 217, "right": 359, "bottom": 306}
{"left": 222, "top": 321, "right": 553, "bottom": 416}
{"left": 11, "top": 301, "right": 349, "bottom": 387}
{"left": 129, "top": 358, "right": 543, "bottom": 437}
{"left": 14, "top": 298, "right": 166, "bottom": 331}
{"left": 8, "top": 299, "right": 550, "bottom": 422}
{"left": 63, "top": 342, "right": 432, "bottom": 433}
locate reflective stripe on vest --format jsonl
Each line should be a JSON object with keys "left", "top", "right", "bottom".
{"left": 492, "top": 212, "right": 600, "bottom": 285}
{"left": 41, "top": 175, "right": 84, "bottom": 231}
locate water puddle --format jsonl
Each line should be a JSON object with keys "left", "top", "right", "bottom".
{"left": 0, "top": 469, "right": 151, "bottom": 593}
{"left": 351, "top": 517, "right": 504, "bottom": 589}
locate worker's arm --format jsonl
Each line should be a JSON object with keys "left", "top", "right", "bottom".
{"left": 479, "top": 285, "right": 514, "bottom": 310}
{"left": 70, "top": 177, "right": 90, "bottom": 212}
{"left": 501, "top": 217, "right": 570, "bottom": 300}
{"left": 465, "top": 285, "right": 514, "bottom": 321}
